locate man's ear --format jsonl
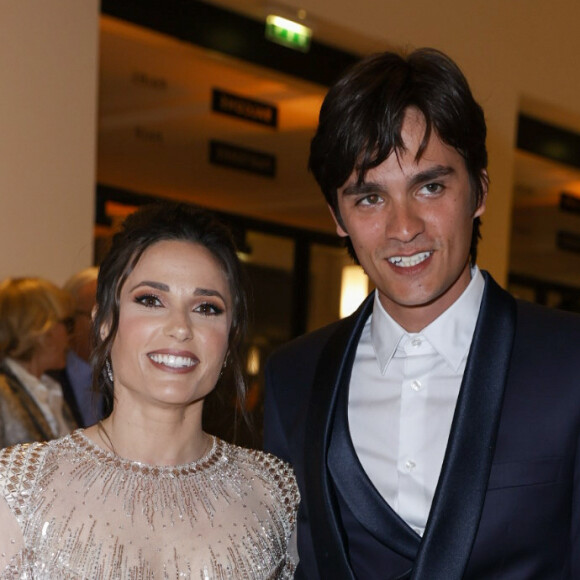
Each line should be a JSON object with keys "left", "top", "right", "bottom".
{"left": 473, "top": 170, "right": 488, "bottom": 219}
{"left": 328, "top": 204, "right": 349, "bottom": 238}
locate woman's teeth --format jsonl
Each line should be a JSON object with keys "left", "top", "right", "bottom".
{"left": 149, "top": 354, "right": 196, "bottom": 368}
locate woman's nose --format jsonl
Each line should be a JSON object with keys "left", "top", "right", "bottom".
{"left": 165, "top": 310, "right": 193, "bottom": 341}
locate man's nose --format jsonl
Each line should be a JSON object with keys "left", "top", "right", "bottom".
{"left": 387, "top": 200, "right": 424, "bottom": 243}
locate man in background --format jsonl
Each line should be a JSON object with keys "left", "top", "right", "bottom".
{"left": 51, "top": 267, "right": 103, "bottom": 426}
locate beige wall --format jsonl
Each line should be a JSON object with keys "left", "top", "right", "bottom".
{"left": 0, "top": 0, "right": 99, "bottom": 285}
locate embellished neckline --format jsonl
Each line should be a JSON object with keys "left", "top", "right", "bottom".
{"left": 68, "top": 429, "right": 222, "bottom": 477}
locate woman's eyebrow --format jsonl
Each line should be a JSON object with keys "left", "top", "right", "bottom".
{"left": 194, "top": 288, "right": 226, "bottom": 302}
{"left": 129, "top": 281, "right": 169, "bottom": 292}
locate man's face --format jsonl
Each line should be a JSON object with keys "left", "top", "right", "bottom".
{"left": 332, "top": 108, "right": 487, "bottom": 332}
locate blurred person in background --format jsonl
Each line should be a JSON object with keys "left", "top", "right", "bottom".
{"left": 49, "top": 266, "right": 104, "bottom": 426}
{"left": 0, "top": 277, "right": 76, "bottom": 447}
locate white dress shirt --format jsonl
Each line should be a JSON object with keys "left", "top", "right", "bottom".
{"left": 5, "top": 357, "right": 71, "bottom": 438}
{"left": 348, "top": 267, "right": 485, "bottom": 536}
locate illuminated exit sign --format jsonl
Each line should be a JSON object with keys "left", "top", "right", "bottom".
{"left": 265, "top": 15, "right": 312, "bottom": 52}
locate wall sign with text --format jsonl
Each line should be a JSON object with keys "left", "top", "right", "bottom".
{"left": 212, "top": 89, "right": 277, "bottom": 128}
{"left": 209, "top": 140, "right": 276, "bottom": 177}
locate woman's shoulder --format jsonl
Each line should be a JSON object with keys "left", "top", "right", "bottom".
{"left": 218, "top": 440, "right": 299, "bottom": 504}
{"left": 0, "top": 440, "right": 50, "bottom": 497}
{"left": 223, "top": 440, "right": 295, "bottom": 476}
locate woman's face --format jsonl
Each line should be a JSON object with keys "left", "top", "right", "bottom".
{"left": 107, "top": 240, "right": 232, "bottom": 412}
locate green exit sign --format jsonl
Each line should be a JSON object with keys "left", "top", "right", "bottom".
{"left": 265, "top": 15, "right": 312, "bottom": 53}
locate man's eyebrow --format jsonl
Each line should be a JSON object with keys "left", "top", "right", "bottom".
{"left": 408, "top": 165, "right": 456, "bottom": 188}
{"left": 340, "top": 182, "right": 385, "bottom": 196}
{"left": 129, "top": 281, "right": 169, "bottom": 292}
{"left": 340, "top": 165, "right": 457, "bottom": 196}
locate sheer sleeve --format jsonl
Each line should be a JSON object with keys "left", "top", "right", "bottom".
{"left": 0, "top": 495, "right": 25, "bottom": 577}
{"left": 281, "top": 522, "right": 299, "bottom": 578}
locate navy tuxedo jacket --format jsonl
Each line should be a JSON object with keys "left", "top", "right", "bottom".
{"left": 263, "top": 272, "right": 580, "bottom": 579}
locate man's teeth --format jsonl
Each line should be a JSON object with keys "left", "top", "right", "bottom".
{"left": 388, "top": 251, "right": 432, "bottom": 268}
{"left": 149, "top": 354, "right": 196, "bottom": 368}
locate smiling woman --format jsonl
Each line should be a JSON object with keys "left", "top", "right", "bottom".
{"left": 0, "top": 203, "right": 299, "bottom": 578}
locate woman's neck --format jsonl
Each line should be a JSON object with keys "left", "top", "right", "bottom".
{"left": 87, "top": 407, "right": 210, "bottom": 467}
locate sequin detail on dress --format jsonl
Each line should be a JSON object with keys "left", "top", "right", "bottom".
{"left": 0, "top": 430, "right": 299, "bottom": 579}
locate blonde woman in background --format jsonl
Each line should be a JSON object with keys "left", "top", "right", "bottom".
{"left": 0, "top": 277, "right": 76, "bottom": 447}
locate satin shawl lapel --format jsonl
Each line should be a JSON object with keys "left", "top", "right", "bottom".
{"left": 329, "top": 365, "right": 421, "bottom": 560}
{"left": 303, "top": 294, "right": 374, "bottom": 578}
{"left": 412, "top": 273, "right": 517, "bottom": 579}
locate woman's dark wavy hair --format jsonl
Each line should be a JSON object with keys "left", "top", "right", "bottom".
{"left": 309, "top": 47, "right": 488, "bottom": 265}
{"left": 91, "top": 202, "right": 249, "bottom": 417}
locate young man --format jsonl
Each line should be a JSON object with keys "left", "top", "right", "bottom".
{"left": 263, "top": 48, "right": 580, "bottom": 579}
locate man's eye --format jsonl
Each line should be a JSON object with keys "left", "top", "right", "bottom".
{"left": 135, "top": 294, "right": 162, "bottom": 307}
{"left": 358, "top": 194, "right": 382, "bottom": 206}
{"left": 422, "top": 183, "right": 443, "bottom": 194}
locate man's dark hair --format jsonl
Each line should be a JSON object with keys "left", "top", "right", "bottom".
{"left": 309, "top": 47, "right": 488, "bottom": 264}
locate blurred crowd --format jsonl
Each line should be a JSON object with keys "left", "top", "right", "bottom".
{"left": 0, "top": 267, "right": 104, "bottom": 448}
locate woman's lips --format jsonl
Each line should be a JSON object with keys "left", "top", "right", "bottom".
{"left": 147, "top": 351, "right": 199, "bottom": 372}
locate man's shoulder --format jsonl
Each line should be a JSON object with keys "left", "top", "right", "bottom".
{"left": 265, "top": 319, "right": 350, "bottom": 388}
{"left": 269, "top": 293, "right": 374, "bottom": 367}
{"left": 514, "top": 296, "right": 580, "bottom": 339}
{"left": 268, "top": 310, "right": 366, "bottom": 375}
{"left": 480, "top": 270, "right": 580, "bottom": 333}
{"left": 275, "top": 319, "right": 345, "bottom": 355}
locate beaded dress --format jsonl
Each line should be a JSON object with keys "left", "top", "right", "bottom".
{"left": 0, "top": 430, "right": 299, "bottom": 579}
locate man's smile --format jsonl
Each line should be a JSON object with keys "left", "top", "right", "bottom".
{"left": 387, "top": 251, "right": 433, "bottom": 268}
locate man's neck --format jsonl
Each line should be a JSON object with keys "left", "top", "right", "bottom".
{"left": 379, "top": 265, "right": 475, "bottom": 333}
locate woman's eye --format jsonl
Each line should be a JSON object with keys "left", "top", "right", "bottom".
{"left": 194, "top": 302, "right": 223, "bottom": 316}
{"left": 135, "top": 294, "right": 162, "bottom": 308}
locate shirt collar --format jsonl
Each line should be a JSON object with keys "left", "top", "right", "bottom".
{"left": 371, "top": 266, "right": 485, "bottom": 373}
{"left": 4, "top": 357, "right": 61, "bottom": 392}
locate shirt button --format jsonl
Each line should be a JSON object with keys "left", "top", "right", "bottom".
{"left": 410, "top": 379, "right": 422, "bottom": 392}
{"left": 411, "top": 337, "right": 422, "bottom": 347}
{"left": 404, "top": 460, "right": 416, "bottom": 472}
